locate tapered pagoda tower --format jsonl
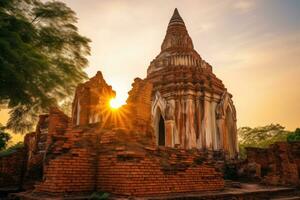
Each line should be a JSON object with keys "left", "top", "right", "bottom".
{"left": 147, "top": 9, "right": 238, "bottom": 158}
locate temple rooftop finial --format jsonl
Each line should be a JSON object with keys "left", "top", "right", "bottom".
{"left": 169, "top": 8, "right": 185, "bottom": 26}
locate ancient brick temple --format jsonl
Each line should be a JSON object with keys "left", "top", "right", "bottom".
{"left": 147, "top": 9, "right": 238, "bottom": 157}
{"left": 72, "top": 8, "right": 238, "bottom": 158}
{"left": 0, "top": 9, "right": 243, "bottom": 197}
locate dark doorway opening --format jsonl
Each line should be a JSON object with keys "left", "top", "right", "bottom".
{"left": 158, "top": 115, "right": 165, "bottom": 146}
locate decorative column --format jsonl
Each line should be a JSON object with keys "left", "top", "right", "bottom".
{"left": 211, "top": 100, "right": 218, "bottom": 150}
{"left": 195, "top": 93, "right": 202, "bottom": 149}
{"left": 216, "top": 118, "right": 225, "bottom": 150}
{"left": 186, "top": 96, "right": 196, "bottom": 148}
{"left": 164, "top": 99, "right": 176, "bottom": 147}
{"left": 203, "top": 93, "right": 213, "bottom": 150}
{"left": 165, "top": 120, "right": 174, "bottom": 147}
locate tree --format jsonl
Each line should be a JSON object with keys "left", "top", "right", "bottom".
{"left": 287, "top": 128, "right": 300, "bottom": 142}
{"left": 238, "top": 124, "right": 291, "bottom": 158}
{"left": 0, "top": 124, "right": 11, "bottom": 150}
{"left": 0, "top": 0, "right": 91, "bottom": 133}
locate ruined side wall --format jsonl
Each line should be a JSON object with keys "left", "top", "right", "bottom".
{"left": 35, "top": 148, "right": 96, "bottom": 193}
{"left": 22, "top": 132, "right": 43, "bottom": 190}
{"left": 72, "top": 71, "right": 115, "bottom": 127}
{"left": 124, "top": 78, "right": 153, "bottom": 134}
{"left": 246, "top": 147, "right": 269, "bottom": 169}
{"left": 244, "top": 141, "right": 300, "bottom": 186}
{"left": 0, "top": 147, "right": 26, "bottom": 188}
{"left": 96, "top": 130, "right": 224, "bottom": 196}
{"left": 34, "top": 128, "right": 224, "bottom": 196}
{"left": 97, "top": 155, "right": 224, "bottom": 196}
{"left": 34, "top": 116, "right": 99, "bottom": 193}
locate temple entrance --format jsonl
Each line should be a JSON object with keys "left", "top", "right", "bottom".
{"left": 158, "top": 115, "right": 165, "bottom": 146}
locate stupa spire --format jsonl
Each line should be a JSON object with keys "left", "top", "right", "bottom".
{"left": 161, "top": 8, "right": 194, "bottom": 51}
{"left": 168, "top": 8, "right": 185, "bottom": 26}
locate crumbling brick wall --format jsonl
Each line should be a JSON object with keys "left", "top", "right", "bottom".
{"left": 72, "top": 71, "right": 115, "bottom": 126}
{"left": 0, "top": 147, "right": 26, "bottom": 188}
{"left": 244, "top": 141, "right": 300, "bottom": 186}
{"left": 97, "top": 152, "right": 224, "bottom": 196}
{"left": 34, "top": 128, "right": 224, "bottom": 196}
{"left": 30, "top": 73, "right": 224, "bottom": 196}
{"left": 96, "top": 130, "right": 224, "bottom": 196}
{"left": 35, "top": 147, "right": 97, "bottom": 193}
{"left": 33, "top": 108, "right": 99, "bottom": 193}
{"left": 22, "top": 132, "right": 43, "bottom": 190}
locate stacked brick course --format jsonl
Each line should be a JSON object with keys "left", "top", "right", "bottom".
{"left": 35, "top": 148, "right": 96, "bottom": 193}
{"left": 33, "top": 127, "right": 224, "bottom": 196}
{"left": 244, "top": 142, "right": 300, "bottom": 186}
{"left": 97, "top": 147, "right": 224, "bottom": 196}
{"left": 0, "top": 147, "right": 26, "bottom": 188}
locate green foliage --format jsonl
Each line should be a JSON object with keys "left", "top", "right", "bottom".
{"left": 238, "top": 124, "right": 290, "bottom": 159}
{"left": 0, "top": 124, "right": 11, "bottom": 150}
{"left": 0, "top": 141, "right": 23, "bottom": 157}
{"left": 90, "top": 192, "right": 110, "bottom": 200}
{"left": 0, "top": 0, "right": 90, "bottom": 133}
{"left": 287, "top": 128, "right": 300, "bottom": 142}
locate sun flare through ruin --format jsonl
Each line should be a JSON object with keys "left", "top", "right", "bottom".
{"left": 108, "top": 96, "right": 126, "bottom": 110}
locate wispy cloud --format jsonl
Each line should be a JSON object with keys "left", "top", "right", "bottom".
{"left": 233, "top": 0, "right": 255, "bottom": 13}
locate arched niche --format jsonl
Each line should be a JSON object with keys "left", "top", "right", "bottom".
{"left": 152, "top": 92, "right": 167, "bottom": 146}
{"left": 158, "top": 114, "right": 165, "bottom": 146}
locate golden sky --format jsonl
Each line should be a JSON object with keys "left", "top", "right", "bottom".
{"left": 0, "top": 0, "right": 299, "bottom": 140}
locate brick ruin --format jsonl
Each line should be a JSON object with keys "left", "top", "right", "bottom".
{"left": 239, "top": 142, "right": 300, "bottom": 186}
{"left": 0, "top": 73, "right": 224, "bottom": 196}
{"left": 1, "top": 8, "right": 299, "bottom": 198}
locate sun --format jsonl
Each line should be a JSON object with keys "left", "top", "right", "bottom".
{"left": 109, "top": 97, "right": 124, "bottom": 110}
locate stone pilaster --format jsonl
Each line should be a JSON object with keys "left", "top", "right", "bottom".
{"left": 195, "top": 95, "right": 202, "bottom": 149}
{"left": 211, "top": 100, "right": 218, "bottom": 150}
{"left": 203, "top": 94, "right": 213, "bottom": 150}
{"left": 186, "top": 97, "right": 196, "bottom": 148}
{"left": 165, "top": 120, "right": 175, "bottom": 147}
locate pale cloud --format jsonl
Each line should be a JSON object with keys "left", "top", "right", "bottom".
{"left": 233, "top": 0, "right": 256, "bottom": 13}
{"left": 194, "top": 22, "right": 216, "bottom": 33}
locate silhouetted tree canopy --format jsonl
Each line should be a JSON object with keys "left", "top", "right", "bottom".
{"left": 238, "top": 124, "right": 291, "bottom": 158}
{"left": 0, "top": 123, "right": 11, "bottom": 150}
{"left": 0, "top": 0, "right": 90, "bottom": 133}
{"left": 287, "top": 128, "right": 300, "bottom": 142}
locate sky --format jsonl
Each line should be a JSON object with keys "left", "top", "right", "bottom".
{"left": 0, "top": 0, "right": 300, "bottom": 143}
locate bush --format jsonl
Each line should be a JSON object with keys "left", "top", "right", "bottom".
{"left": 0, "top": 142, "right": 24, "bottom": 157}
{"left": 0, "top": 125, "right": 11, "bottom": 150}
{"left": 287, "top": 128, "right": 300, "bottom": 142}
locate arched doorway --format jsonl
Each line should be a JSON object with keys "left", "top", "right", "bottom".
{"left": 158, "top": 115, "right": 165, "bottom": 146}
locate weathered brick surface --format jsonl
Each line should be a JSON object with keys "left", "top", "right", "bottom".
{"left": 22, "top": 132, "right": 43, "bottom": 190}
{"left": 35, "top": 148, "right": 96, "bottom": 193}
{"left": 0, "top": 147, "right": 26, "bottom": 188}
{"left": 97, "top": 130, "right": 224, "bottom": 196}
{"left": 32, "top": 128, "right": 224, "bottom": 196}
{"left": 124, "top": 78, "right": 153, "bottom": 134}
{"left": 97, "top": 153, "right": 224, "bottom": 196}
{"left": 72, "top": 71, "right": 115, "bottom": 127}
{"left": 244, "top": 141, "right": 300, "bottom": 186}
